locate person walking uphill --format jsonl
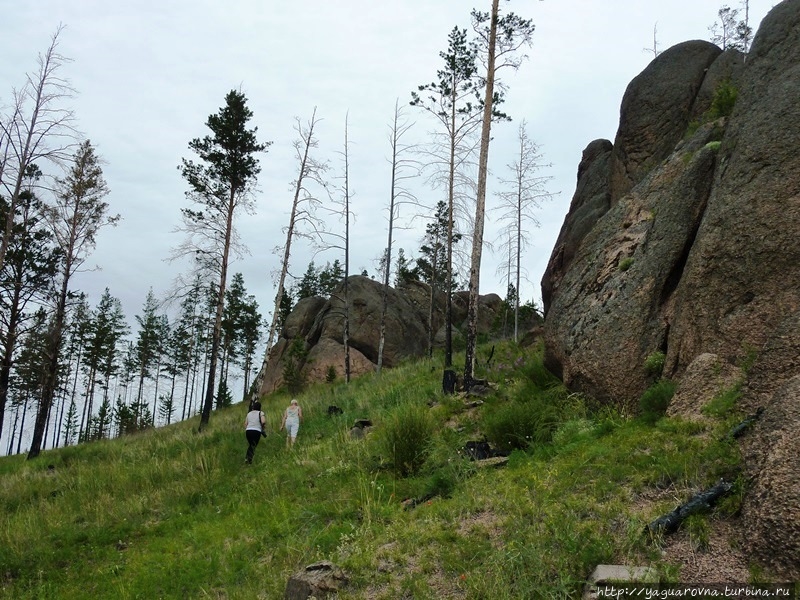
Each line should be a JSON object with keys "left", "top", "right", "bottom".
{"left": 244, "top": 401, "right": 267, "bottom": 464}
{"left": 280, "top": 399, "right": 303, "bottom": 449}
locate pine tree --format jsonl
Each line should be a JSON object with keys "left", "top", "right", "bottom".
{"left": 79, "top": 288, "right": 128, "bottom": 442}
{"left": 62, "top": 399, "right": 79, "bottom": 446}
{"left": 28, "top": 140, "right": 118, "bottom": 459}
{"left": 176, "top": 90, "right": 269, "bottom": 432}
{"left": 411, "top": 25, "right": 486, "bottom": 367}
{"left": 9, "top": 308, "right": 49, "bottom": 453}
{"left": 318, "top": 260, "right": 345, "bottom": 296}
{"left": 0, "top": 175, "right": 59, "bottom": 440}
{"left": 296, "top": 261, "right": 321, "bottom": 299}
{"left": 132, "top": 290, "right": 163, "bottom": 422}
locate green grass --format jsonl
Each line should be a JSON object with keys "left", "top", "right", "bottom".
{"left": 0, "top": 342, "right": 754, "bottom": 598}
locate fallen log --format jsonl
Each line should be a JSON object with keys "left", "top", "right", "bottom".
{"left": 725, "top": 406, "right": 764, "bottom": 440}
{"left": 646, "top": 479, "right": 733, "bottom": 535}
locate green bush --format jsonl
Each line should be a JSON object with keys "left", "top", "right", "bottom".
{"left": 708, "top": 79, "right": 738, "bottom": 119}
{"left": 643, "top": 351, "right": 666, "bottom": 379}
{"left": 618, "top": 257, "right": 634, "bottom": 272}
{"left": 375, "top": 404, "right": 434, "bottom": 477}
{"left": 639, "top": 379, "right": 677, "bottom": 424}
{"left": 520, "top": 351, "right": 562, "bottom": 389}
{"left": 481, "top": 396, "right": 561, "bottom": 452}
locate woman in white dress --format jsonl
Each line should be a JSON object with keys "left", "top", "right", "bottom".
{"left": 280, "top": 399, "right": 303, "bottom": 449}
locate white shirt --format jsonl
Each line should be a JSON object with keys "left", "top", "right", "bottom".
{"left": 245, "top": 410, "right": 264, "bottom": 432}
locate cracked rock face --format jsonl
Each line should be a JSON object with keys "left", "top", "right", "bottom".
{"left": 541, "top": 0, "right": 800, "bottom": 578}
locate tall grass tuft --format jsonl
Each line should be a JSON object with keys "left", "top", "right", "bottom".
{"left": 639, "top": 379, "right": 677, "bottom": 424}
{"left": 374, "top": 403, "right": 434, "bottom": 477}
{"left": 481, "top": 395, "right": 562, "bottom": 452}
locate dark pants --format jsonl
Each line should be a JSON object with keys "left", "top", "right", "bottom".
{"left": 245, "top": 430, "right": 261, "bottom": 463}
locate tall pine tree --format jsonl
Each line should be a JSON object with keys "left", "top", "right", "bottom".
{"left": 176, "top": 90, "right": 269, "bottom": 431}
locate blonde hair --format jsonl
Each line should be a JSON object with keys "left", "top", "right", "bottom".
{"left": 290, "top": 399, "right": 298, "bottom": 405}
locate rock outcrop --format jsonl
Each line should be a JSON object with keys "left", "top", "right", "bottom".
{"left": 541, "top": 0, "right": 800, "bottom": 578}
{"left": 258, "top": 276, "right": 508, "bottom": 395}
{"left": 608, "top": 40, "right": 721, "bottom": 203}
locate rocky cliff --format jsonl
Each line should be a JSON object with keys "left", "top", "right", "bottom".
{"left": 541, "top": 0, "right": 800, "bottom": 579}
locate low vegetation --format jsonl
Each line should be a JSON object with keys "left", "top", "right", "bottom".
{"left": 0, "top": 341, "right": 755, "bottom": 598}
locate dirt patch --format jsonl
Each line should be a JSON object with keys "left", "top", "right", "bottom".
{"left": 660, "top": 519, "right": 751, "bottom": 583}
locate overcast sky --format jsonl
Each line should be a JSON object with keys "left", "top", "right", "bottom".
{"left": 2, "top": 0, "right": 776, "bottom": 329}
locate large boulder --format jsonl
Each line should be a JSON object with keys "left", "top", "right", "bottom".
{"left": 258, "top": 276, "right": 507, "bottom": 394}
{"left": 609, "top": 40, "right": 721, "bottom": 203}
{"left": 542, "top": 1, "right": 800, "bottom": 577}
{"left": 542, "top": 123, "right": 719, "bottom": 404}
{"left": 666, "top": 353, "right": 742, "bottom": 421}
{"left": 741, "top": 375, "right": 800, "bottom": 580}
{"left": 542, "top": 138, "right": 613, "bottom": 313}
{"left": 665, "top": 0, "right": 800, "bottom": 381}
{"left": 315, "top": 275, "right": 436, "bottom": 367}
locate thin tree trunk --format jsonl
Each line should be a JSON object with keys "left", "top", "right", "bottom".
{"left": 152, "top": 359, "right": 162, "bottom": 425}
{"left": 7, "top": 403, "right": 20, "bottom": 455}
{"left": 378, "top": 107, "right": 401, "bottom": 375}
{"left": 464, "top": 0, "right": 499, "bottom": 388}
{"left": 27, "top": 259, "right": 70, "bottom": 458}
{"left": 199, "top": 188, "right": 234, "bottom": 430}
{"left": 17, "top": 396, "right": 29, "bottom": 455}
{"left": 252, "top": 108, "right": 320, "bottom": 401}
{"left": 445, "top": 87, "right": 457, "bottom": 368}
{"left": 514, "top": 181, "right": 522, "bottom": 343}
{"left": 343, "top": 116, "right": 351, "bottom": 384}
{"left": 79, "top": 365, "right": 97, "bottom": 443}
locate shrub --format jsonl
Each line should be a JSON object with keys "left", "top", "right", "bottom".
{"left": 375, "top": 404, "right": 434, "bottom": 477}
{"left": 702, "top": 384, "right": 741, "bottom": 419}
{"left": 481, "top": 396, "right": 561, "bottom": 452}
{"left": 708, "top": 79, "right": 737, "bottom": 119}
{"left": 618, "top": 257, "right": 634, "bottom": 271}
{"left": 639, "top": 379, "right": 677, "bottom": 424}
{"left": 520, "top": 351, "right": 561, "bottom": 389}
{"left": 643, "top": 351, "right": 665, "bottom": 379}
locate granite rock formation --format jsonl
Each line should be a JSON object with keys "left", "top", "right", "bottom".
{"left": 541, "top": 0, "right": 800, "bottom": 578}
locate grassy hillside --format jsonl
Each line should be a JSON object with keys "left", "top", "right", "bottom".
{"left": 0, "top": 342, "right": 754, "bottom": 598}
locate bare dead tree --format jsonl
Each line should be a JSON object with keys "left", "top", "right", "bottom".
{"left": 377, "top": 101, "right": 420, "bottom": 374}
{"left": 0, "top": 25, "right": 78, "bottom": 274}
{"left": 317, "top": 113, "right": 356, "bottom": 382}
{"left": 411, "top": 25, "right": 485, "bottom": 368}
{"left": 250, "top": 108, "right": 327, "bottom": 401}
{"left": 643, "top": 22, "right": 660, "bottom": 58}
{"left": 340, "top": 115, "right": 352, "bottom": 383}
{"left": 493, "top": 120, "right": 555, "bottom": 342}
{"left": 464, "top": 1, "right": 535, "bottom": 388}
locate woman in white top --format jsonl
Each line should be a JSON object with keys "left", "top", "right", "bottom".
{"left": 244, "top": 401, "right": 266, "bottom": 464}
{"left": 280, "top": 399, "right": 303, "bottom": 449}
